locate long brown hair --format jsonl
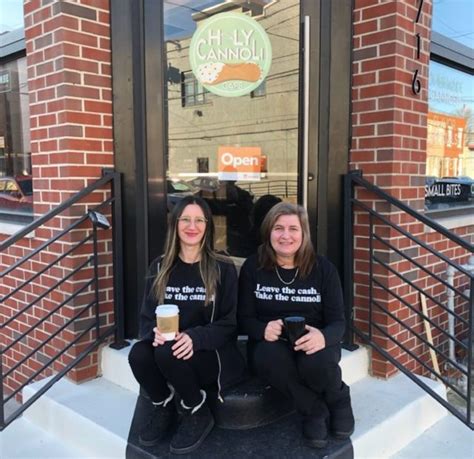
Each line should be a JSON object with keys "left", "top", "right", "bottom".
{"left": 152, "top": 195, "right": 226, "bottom": 305}
{"left": 258, "top": 202, "right": 316, "bottom": 278}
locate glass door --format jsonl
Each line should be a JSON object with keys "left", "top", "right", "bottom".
{"left": 160, "top": 0, "right": 310, "bottom": 258}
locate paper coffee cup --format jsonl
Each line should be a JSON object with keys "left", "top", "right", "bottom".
{"left": 155, "top": 304, "right": 179, "bottom": 341}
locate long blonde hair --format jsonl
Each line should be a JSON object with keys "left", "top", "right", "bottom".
{"left": 258, "top": 202, "right": 316, "bottom": 278}
{"left": 152, "top": 196, "right": 225, "bottom": 305}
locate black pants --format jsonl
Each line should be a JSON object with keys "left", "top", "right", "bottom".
{"left": 251, "top": 340, "right": 349, "bottom": 418}
{"left": 129, "top": 340, "right": 218, "bottom": 407}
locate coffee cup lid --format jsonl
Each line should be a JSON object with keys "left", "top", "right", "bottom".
{"left": 155, "top": 304, "right": 179, "bottom": 316}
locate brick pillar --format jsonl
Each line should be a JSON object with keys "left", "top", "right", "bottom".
{"left": 351, "top": 0, "right": 433, "bottom": 377}
{"left": 23, "top": 0, "right": 114, "bottom": 382}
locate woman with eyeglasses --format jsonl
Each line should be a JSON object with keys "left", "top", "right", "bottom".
{"left": 129, "top": 195, "right": 244, "bottom": 454}
{"left": 238, "top": 202, "right": 354, "bottom": 449}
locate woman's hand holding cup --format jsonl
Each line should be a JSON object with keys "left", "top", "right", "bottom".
{"left": 152, "top": 327, "right": 167, "bottom": 347}
{"left": 294, "top": 325, "right": 325, "bottom": 354}
{"left": 264, "top": 319, "right": 284, "bottom": 342}
{"left": 172, "top": 332, "right": 193, "bottom": 360}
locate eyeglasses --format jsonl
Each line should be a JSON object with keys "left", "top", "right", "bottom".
{"left": 178, "top": 216, "right": 208, "bottom": 226}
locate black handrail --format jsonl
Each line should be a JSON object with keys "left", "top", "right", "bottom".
{"left": 344, "top": 170, "right": 474, "bottom": 430}
{"left": 350, "top": 172, "right": 472, "bottom": 252}
{"left": 0, "top": 173, "right": 114, "bottom": 252}
{"left": 0, "top": 170, "right": 127, "bottom": 430}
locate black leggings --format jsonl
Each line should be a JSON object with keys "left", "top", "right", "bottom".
{"left": 251, "top": 340, "right": 349, "bottom": 417}
{"left": 129, "top": 340, "right": 219, "bottom": 407}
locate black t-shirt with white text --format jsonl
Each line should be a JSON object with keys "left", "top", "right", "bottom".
{"left": 238, "top": 254, "right": 345, "bottom": 347}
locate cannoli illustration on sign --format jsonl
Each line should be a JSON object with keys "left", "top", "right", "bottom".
{"left": 190, "top": 13, "right": 272, "bottom": 97}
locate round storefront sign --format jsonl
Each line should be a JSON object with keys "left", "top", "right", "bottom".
{"left": 189, "top": 12, "right": 272, "bottom": 98}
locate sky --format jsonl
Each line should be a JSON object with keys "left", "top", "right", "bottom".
{"left": 0, "top": 0, "right": 24, "bottom": 34}
{"left": 432, "top": 0, "right": 474, "bottom": 48}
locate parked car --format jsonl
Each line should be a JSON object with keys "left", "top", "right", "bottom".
{"left": 0, "top": 175, "right": 33, "bottom": 215}
{"left": 167, "top": 179, "right": 196, "bottom": 211}
{"left": 187, "top": 176, "right": 220, "bottom": 192}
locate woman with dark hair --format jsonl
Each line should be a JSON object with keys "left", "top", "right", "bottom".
{"left": 238, "top": 202, "right": 354, "bottom": 448}
{"left": 129, "top": 195, "right": 244, "bottom": 454}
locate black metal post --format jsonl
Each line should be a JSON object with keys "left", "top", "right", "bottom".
{"left": 92, "top": 224, "right": 100, "bottom": 339}
{"left": 0, "top": 348, "right": 4, "bottom": 430}
{"left": 343, "top": 172, "right": 358, "bottom": 350}
{"left": 369, "top": 213, "right": 374, "bottom": 342}
{"left": 110, "top": 172, "right": 129, "bottom": 349}
{"left": 468, "top": 276, "right": 474, "bottom": 428}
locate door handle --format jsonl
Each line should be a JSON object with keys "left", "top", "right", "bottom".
{"left": 302, "top": 15, "right": 310, "bottom": 208}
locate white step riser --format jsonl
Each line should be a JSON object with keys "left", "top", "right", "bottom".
{"left": 353, "top": 380, "right": 447, "bottom": 458}
{"left": 100, "top": 343, "right": 140, "bottom": 394}
{"left": 100, "top": 343, "right": 370, "bottom": 394}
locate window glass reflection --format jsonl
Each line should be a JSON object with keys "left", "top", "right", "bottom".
{"left": 163, "top": 0, "right": 300, "bottom": 257}
{"left": 432, "top": 0, "right": 474, "bottom": 49}
{"left": 426, "top": 61, "right": 474, "bottom": 210}
{"left": 0, "top": 56, "right": 33, "bottom": 221}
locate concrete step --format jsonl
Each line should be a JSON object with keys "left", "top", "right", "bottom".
{"left": 17, "top": 363, "right": 447, "bottom": 458}
{"left": 351, "top": 373, "right": 447, "bottom": 458}
{"left": 100, "top": 342, "right": 371, "bottom": 394}
{"left": 390, "top": 412, "right": 473, "bottom": 459}
{"left": 22, "top": 376, "right": 136, "bottom": 458}
{"left": 0, "top": 416, "right": 84, "bottom": 458}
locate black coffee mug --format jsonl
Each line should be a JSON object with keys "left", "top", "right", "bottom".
{"left": 283, "top": 316, "right": 307, "bottom": 347}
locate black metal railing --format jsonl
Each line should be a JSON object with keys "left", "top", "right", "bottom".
{"left": 0, "top": 169, "right": 127, "bottom": 430}
{"left": 344, "top": 170, "right": 474, "bottom": 430}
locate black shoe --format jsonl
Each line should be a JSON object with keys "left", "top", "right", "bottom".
{"left": 139, "top": 402, "right": 176, "bottom": 446}
{"left": 170, "top": 397, "right": 215, "bottom": 454}
{"left": 302, "top": 414, "right": 328, "bottom": 449}
{"left": 329, "top": 401, "right": 355, "bottom": 439}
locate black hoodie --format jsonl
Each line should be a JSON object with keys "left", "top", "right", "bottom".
{"left": 139, "top": 256, "right": 245, "bottom": 391}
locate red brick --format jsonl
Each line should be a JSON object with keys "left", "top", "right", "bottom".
{"left": 58, "top": 57, "right": 98, "bottom": 73}
{"left": 58, "top": 112, "right": 102, "bottom": 125}
{"left": 84, "top": 127, "right": 112, "bottom": 139}
{"left": 54, "top": 29, "right": 98, "bottom": 47}
{"left": 81, "top": 20, "right": 109, "bottom": 37}
{"left": 24, "top": 0, "right": 42, "bottom": 15}
{"left": 362, "top": 2, "right": 399, "bottom": 20}
{"left": 353, "top": 72, "right": 376, "bottom": 86}
{"left": 84, "top": 74, "right": 111, "bottom": 88}
{"left": 56, "top": 84, "right": 100, "bottom": 100}
{"left": 354, "top": 19, "right": 378, "bottom": 36}
{"left": 84, "top": 101, "right": 111, "bottom": 113}
{"left": 43, "top": 15, "right": 79, "bottom": 33}
{"left": 81, "top": 0, "right": 110, "bottom": 11}
{"left": 81, "top": 46, "right": 110, "bottom": 62}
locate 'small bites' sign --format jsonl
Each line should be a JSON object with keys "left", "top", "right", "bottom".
{"left": 218, "top": 146, "right": 261, "bottom": 181}
{"left": 189, "top": 12, "right": 272, "bottom": 97}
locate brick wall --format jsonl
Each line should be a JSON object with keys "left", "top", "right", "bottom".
{"left": 351, "top": 0, "right": 473, "bottom": 379}
{"left": 0, "top": 0, "right": 115, "bottom": 397}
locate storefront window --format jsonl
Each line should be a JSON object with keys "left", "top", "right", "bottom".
{"left": 0, "top": 1, "right": 32, "bottom": 222}
{"left": 426, "top": 1, "right": 474, "bottom": 212}
{"left": 426, "top": 62, "right": 474, "bottom": 210}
